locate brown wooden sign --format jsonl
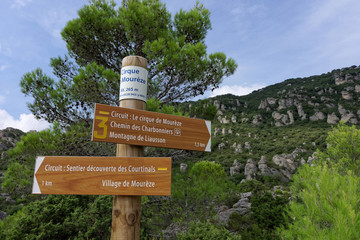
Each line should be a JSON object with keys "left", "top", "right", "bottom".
{"left": 32, "top": 156, "right": 171, "bottom": 196}
{"left": 92, "top": 103, "right": 211, "bottom": 152}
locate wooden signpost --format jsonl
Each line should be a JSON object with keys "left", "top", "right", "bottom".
{"left": 112, "top": 56, "right": 148, "bottom": 240}
{"left": 31, "top": 56, "right": 212, "bottom": 240}
{"left": 32, "top": 156, "right": 171, "bottom": 196}
{"left": 92, "top": 103, "right": 211, "bottom": 152}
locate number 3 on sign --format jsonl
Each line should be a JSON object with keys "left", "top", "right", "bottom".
{"left": 94, "top": 116, "right": 108, "bottom": 139}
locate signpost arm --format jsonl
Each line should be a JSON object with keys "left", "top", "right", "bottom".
{"left": 111, "top": 56, "right": 147, "bottom": 240}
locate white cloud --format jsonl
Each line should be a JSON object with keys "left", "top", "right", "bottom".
{"left": 10, "top": 0, "right": 32, "bottom": 8}
{"left": 37, "top": 10, "right": 66, "bottom": 39}
{"left": 209, "top": 84, "right": 266, "bottom": 98}
{"left": 305, "top": 0, "right": 354, "bottom": 31}
{"left": 36, "top": 7, "right": 80, "bottom": 40}
{"left": 0, "top": 64, "right": 9, "bottom": 71}
{"left": 0, "top": 109, "right": 50, "bottom": 132}
{"left": 298, "top": 0, "right": 360, "bottom": 66}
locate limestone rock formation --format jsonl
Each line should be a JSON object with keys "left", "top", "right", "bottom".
{"left": 231, "top": 143, "right": 243, "bottom": 153}
{"left": 295, "top": 102, "right": 307, "bottom": 120}
{"left": 341, "top": 112, "right": 358, "bottom": 124}
{"left": 272, "top": 111, "right": 294, "bottom": 126}
{"left": 230, "top": 159, "right": 243, "bottom": 176}
{"left": 334, "top": 73, "right": 352, "bottom": 85}
{"left": 252, "top": 115, "right": 263, "bottom": 126}
{"left": 217, "top": 191, "right": 252, "bottom": 224}
{"left": 327, "top": 113, "right": 339, "bottom": 124}
{"left": 258, "top": 156, "right": 271, "bottom": 176}
{"left": 342, "top": 91, "right": 353, "bottom": 100}
{"left": 218, "top": 116, "right": 230, "bottom": 124}
{"left": 309, "top": 112, "right": 325, "bottom": 121}
{"left": 231, "top": 115, "right": 237, "bottom": 123}
{"left": 272, "top": 153, "right": 298, "bottom": 180}
{"left": 244, "top": 159, "right": 257, "bottom": 180}
{"left": 355, "top": 85, "right": 360, "bottom": 93}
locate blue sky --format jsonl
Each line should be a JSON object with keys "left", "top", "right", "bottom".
{"left": 1, "top": 0, "right": 360, "bottom": 131}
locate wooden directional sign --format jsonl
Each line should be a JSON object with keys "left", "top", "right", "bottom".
{"left": 32, "top": 156, "right": 171, "bottom": 196}
{"left": 92, "top": 103, "right": 211, "bottom": 152}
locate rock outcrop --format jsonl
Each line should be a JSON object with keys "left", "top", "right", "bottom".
{"left": 272, "top": 153, "right": 298, "bottom": 180}
{"left": 0, "top": 127, "right": 25, "bottom": 159}
{"left": 272, "top": 111, "right": 294, "bottom": 126}
{"left": 327, "top": 113, "right": 340, "bottom": 124}
{"left": 217, "top": 192, "right": 252, "bottom": 224}
{"left": 244, "top": 159, "right": 257, "bottom": 180}
{"left": 258, "top": 156, "right": 271, "bottom": 176}
{"left": 230, "top": 160, "right": 243, "bottom": 176}
{"left": 309, "top": 112, "right": 325, "bottom": 121}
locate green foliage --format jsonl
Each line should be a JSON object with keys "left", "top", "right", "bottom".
{"left": 146, "top": 97, "right": 186, "bottom": 116}
{"left": 316, "top": 122, "right": 360, "bottom": 174}
{"left": 173, "top": 2, "right": 211, "bottom": 44}
{"left": 228, "top": 210, "right": 278, "bottom": 240}
{"left": 238, "top": 180, "right": 266, "bottom": 195}
{"left": 227, "top": 192, "right": 289, "bottom": 240}
{"left": 279, "top": 120, "right": 360, "bottom": 239}
{"left": 187, "top": 99, "right": 217, "bottom": 120}
{"left": 178, "top": 221, "right": 241, "bottom": 240}
{"left": 258, "top": 175, "right": 284, "bottom": 188}
{"left": 1, "top": 162, "right": 32, "bottom": 199}
{"left": 0, "top": 195, "right": 112, "bottom": 240}
{"left": 251, "top": 192, "right": 289, "bottom": 231}
{"left": 21, "top": 0, "right": 236, "bottom": 126}
{"left": 190, "top": 160, "right": 226, "bottom": 179}
{"left": 280, "top": 164, "right": 360, "bottom": 239}
{"left": 145, "top": 97, "right": 161, "bottom": 112}
{"left": 170, "top": 165, "right": 235, "bottom": 226}
{"left": 139, "top": 167, "right": 237, "bottom": 237}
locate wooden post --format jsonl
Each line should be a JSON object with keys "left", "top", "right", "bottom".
{"left": 111, "top": 56, "right": 147, "bottom": 240}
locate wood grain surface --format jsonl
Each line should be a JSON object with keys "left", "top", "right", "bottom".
{"left": 92, "top": 103, "right": 211, "bottom": 152}
{"left": 32, "top": 156, "right": 171, "bottom": 196}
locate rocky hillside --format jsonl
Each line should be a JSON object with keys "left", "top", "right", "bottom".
{"left": 214, "top": 65, "right": 360, "bottom": 127}
{"left": 184, "top": 65, "right": 360, "bottom": 187}
{"left": 0, "top": 128, "right": 24, "bottom": 169}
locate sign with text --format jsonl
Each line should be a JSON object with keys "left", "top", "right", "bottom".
{"left": 119, "top": 66, "right": 148, "bottom": 102}
{"left": 92, "top": 103, "right": 211, "bottom": 152}
{"left": 32, "top": 156, "right": 171, "bottom": 196}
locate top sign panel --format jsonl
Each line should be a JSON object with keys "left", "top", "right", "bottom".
{"left": 119, "top": 66, "right": 148, "bottom": 102}
{"left": 92, "top": 103, "right": 211, "bottom": 152}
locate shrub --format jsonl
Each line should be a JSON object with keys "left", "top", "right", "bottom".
{"left": 178, "top": 221, "right": 242, "bottom": 240}
{"left": 316, "top": 122, "right": 360, "bottom": 175}
{"left": 238, "top": 180, "right": 266, "bottom": 195}
{"left": 280, "top": 164, "right": 360, "bottom": 239}
{"left": 190, "top": 161, "right": 226, "bottom": 179}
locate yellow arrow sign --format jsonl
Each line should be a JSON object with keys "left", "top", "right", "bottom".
{"left": 92, "top": 103, "right": 211, "bottom": 152}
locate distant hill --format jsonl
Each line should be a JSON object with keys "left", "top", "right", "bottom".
{"left": 183, "top": 64, "right": 360, "bottom": 183}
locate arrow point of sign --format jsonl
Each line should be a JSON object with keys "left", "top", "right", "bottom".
{"left": 35, "top": 156, "right": 44, "bottom": 173}
{"left": 205, "top": 121, "right": 211, "bottom": 152}
{"left": 32, "top": 156, "right": 44, "bottom": 194}
{"left": 32, "top": 176, "right": 41, "bottom": 194}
